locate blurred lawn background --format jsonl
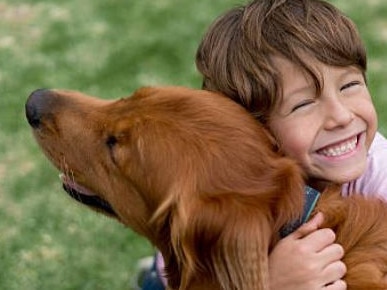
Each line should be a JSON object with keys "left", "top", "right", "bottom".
{"left": 1, "top": 0, "right": 387, "bottom": 289}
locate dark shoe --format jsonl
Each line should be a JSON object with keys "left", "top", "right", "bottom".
{"left": 134, "top": 255, "right": 165, "bottom": 290}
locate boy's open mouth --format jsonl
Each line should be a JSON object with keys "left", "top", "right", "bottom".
{"left": 317, "top": 135, "right": 359, "bottom": 157}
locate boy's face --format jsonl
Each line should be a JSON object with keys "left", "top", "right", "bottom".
{"left": 268, "top": 56, "right": 377, "bottom": 186}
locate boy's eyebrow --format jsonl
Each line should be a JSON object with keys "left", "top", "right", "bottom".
{"left": 283, "top": 83, "right": 315, "bottom": 100}
{"left": 337, "top": 66, "right": 363, "bottom": 80}
{"left": 284, "top": 66, "right": 363, "bottom": 98}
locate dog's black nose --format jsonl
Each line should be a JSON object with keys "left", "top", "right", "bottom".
{"left": 25, "top": 88, "right": 51, "bottom": 128}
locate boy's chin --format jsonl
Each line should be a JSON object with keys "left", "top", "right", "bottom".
{"left": 310, "top": 165, "right": 367, "bottom": 188}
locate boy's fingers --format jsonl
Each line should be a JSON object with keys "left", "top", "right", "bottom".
{"left": 287, "top": 212, "right": 338, "bottom": 253}
{"left": 324, "top": 279, "right": 347, "bottom": 290}
{"left": 318, "top": 242, "right": 345, "bottom": 264}
{"left": 302, "top": 228, "right": 337, "bottom": 252}
{"left": 290, "top": 212, "right": 324, "bottom": 239}
{"left": 323, "top": 260, "right": 347, "bottom": 281}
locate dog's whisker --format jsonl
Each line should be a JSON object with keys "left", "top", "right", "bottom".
{"left": 59, "top": 155, "right": 83, "bottom": 200}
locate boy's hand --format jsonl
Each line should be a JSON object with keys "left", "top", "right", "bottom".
{"left": 269, "top": 212, "right": 347, "bottom": 290}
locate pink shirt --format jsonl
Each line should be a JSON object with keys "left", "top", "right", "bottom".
{"left": 342, "top": 132, "right": 387, "bottom": 200}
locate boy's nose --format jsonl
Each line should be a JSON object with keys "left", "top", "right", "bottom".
{"left": 25, "top": 89, "right": 52, "bottom": 128}
{"left": 324, "top": 98, "right": 355, "bottom": 129}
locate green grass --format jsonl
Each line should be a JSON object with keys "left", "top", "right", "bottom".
{"left": 1, "top": 0, "right": 387, "bottom": 289}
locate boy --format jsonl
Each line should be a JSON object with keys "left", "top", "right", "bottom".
{"left": 138, "top": 0, "right": 387, "bottom": 289}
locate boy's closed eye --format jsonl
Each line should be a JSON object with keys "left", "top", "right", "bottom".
{"left": 340, "top": 80, "right": 363, "bottom": 92}
{"left": 339, "top": 68, "right": 366, "bottom": 93}
{"left": 291, "top": 99, "right": 315, "bottom": 112}
{"left": 290, "top": 79, "right": 365, "bottom": 113}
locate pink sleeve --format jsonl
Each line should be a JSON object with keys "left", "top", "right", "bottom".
{"left": 156, "top": 251, "right": 168, "bottom": 286}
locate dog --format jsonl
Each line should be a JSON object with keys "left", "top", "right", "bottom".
{"left": 25, "top": 86, "right": 387, "bottom": 290}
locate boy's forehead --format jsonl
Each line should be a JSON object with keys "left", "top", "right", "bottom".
{"left": 272, "top": 55, "right": 317, "bottom": 90}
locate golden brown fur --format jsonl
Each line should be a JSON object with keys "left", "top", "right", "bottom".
{"left": 26, "top": 86, "right": 387, "bottom": 290}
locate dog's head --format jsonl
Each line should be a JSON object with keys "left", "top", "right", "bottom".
{"left": 26, "top": 86, "right": 304, "bottom": 289}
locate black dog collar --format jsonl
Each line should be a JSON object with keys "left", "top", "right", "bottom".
{"left": 279, "top": 186, "right": 321, "bottom": 238}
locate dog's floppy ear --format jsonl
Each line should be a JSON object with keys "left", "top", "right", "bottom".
{"left": 169, "top": 156, "right": 304, "bottom": 290}
{"left": 171, "top": 192, "right": 274, "bottom": 290}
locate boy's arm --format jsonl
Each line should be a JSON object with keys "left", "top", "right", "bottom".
{"left": 269, "top": 213, "right": 347, "bottom": 290}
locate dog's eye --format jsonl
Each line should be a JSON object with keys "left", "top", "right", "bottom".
{"left": 106, "top": 136, "right": 118, "bottom": 149}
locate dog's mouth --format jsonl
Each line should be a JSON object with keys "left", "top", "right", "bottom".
{"left": 60, "top": 174, "right": 117, "bottom": 217}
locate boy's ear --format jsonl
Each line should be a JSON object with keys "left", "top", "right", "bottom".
{"left": 171, "top": 192, "right": 274, "bottom": 290}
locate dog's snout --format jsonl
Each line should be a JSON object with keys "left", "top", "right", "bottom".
{"left": 25, "top": 89, "right": 53, "bottom": 128}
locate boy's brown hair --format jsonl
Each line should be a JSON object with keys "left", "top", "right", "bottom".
{"left": 195, "top": 0, "right": 367, "bottom": 123}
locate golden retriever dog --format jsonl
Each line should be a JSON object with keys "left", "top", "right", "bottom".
{"left": 25, "top": 86, "right": 387, "bottom": 290}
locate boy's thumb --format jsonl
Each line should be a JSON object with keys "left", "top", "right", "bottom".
{"left": 291, "top": 212, "right": 324, "bottom": 239}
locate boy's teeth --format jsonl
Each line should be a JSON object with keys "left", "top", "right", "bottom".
{"left": 319, "top": 137, "right": 357, "bottom": 157}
